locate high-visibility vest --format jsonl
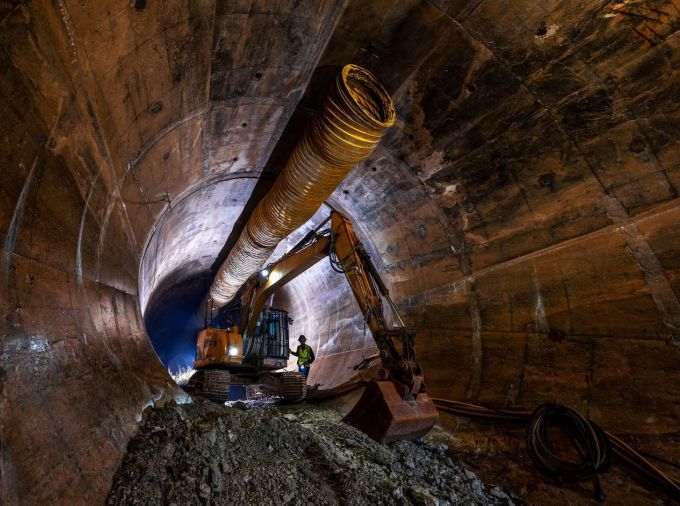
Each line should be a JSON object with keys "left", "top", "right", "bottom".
{"left": 296, "top": 345, "right": 313, "bottom": 366}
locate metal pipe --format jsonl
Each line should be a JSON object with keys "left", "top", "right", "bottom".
{"left": 209, "top": 65, "right": 395, "bottom": 307}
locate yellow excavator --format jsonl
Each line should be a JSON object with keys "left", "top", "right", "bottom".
{"left": 188, "top": 211, "right": 438, "bottom": 442}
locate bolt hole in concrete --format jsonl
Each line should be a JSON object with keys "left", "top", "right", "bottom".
{"left": 538, "top": 173, "right": 554, "bottom": 187}
{"left": 150, "top": 100, "right": 163, "bottom": 114}
{"left": 535, "top": 22, "right": 548, "bottom": 37}
{"left": 629, "top": 137, "right": 646, "bottom": 153}
{"left": 133, "top": 0, "right": 146, "bottom": 11}
{"left": 534, "top": 22, "right": 559, "bottom": 39}
{"left": 254, "top": 71, "right": 263, "bottom": 80}
{"left": 548, "top": 328, "right": 566, "bottom": 342}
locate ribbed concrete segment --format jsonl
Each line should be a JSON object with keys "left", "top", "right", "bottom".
{"left": 2, "top": 0, "right": 680, "bottom": 504}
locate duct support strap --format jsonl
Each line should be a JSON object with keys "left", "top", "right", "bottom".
{"left": 209, "top": 64, "right": 396, "bottom": 307}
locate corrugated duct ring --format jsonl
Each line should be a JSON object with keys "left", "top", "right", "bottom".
{"left": 210, "top": 65, "right": 395, "bottom": 307}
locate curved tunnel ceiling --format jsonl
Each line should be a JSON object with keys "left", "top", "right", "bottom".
{"left": 2, "top": 0, "right": 680, "bottom": 504}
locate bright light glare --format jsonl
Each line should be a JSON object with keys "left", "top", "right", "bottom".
{"left": 260, "top": 269, "right": 269, "bottom": 278}
{"left": 228, "top": 346, "right": 239, "bottom": 357}
{"left": 170, "top": 366, "right": 196, "bottom": 386}
{"left": 269, "top": 270, "right": 282, "bottom": 283}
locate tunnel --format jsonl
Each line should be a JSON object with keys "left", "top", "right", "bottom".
{"left": 1, "top": 0, "right": 680, "bottom": 504}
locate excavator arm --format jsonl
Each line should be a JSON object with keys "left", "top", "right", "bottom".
{"left": 327, "top": 213, "right": 427, "bottom": 397}
{"left": 239, "top": 211, "right": 438, "bottom": 442}
{"left": 240, "top": 233, "right": 330, "bottom": 340}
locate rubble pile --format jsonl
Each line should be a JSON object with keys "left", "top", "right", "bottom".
{"left": 108, "top": 399, "right": 514, "bottom": 505}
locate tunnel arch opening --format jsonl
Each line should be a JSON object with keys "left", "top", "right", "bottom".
{"left": 138, "top": 176, "right": 258, "bottom": 376}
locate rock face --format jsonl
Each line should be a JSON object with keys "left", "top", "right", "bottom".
{"left": 107, "top": 399, "right": 513, "bottom": 506}
{"left": 2, "top": 0, "right": 680, "bottom": 504}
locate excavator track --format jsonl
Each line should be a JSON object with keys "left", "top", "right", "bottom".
{"left": 255, "top": 371, "right": 307, "bottom": 402}
{"left": 187, "top": 369, "right": 231, "bottom": 403}
{"left": 279, "top": 371, "right": 307, "bottom": 402}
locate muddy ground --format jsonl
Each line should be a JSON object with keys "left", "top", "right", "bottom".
{"left": 107, "top": 398, "right": 515, "bottom": 505}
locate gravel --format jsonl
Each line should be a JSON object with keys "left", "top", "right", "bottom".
{"left": 107, "top": 399, "right": 514, "bottom": 506}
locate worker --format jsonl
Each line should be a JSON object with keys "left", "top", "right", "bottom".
{"left": 289, "top": 335, "right": 315, "bottom": 377}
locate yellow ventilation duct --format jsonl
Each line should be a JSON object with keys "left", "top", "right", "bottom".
{"left": 209, "top": 64, "right": 396, "bottom": 307}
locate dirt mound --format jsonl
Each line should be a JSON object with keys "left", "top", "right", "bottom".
{"left": 107, "top": 399, "right": 514, "bottom": 505}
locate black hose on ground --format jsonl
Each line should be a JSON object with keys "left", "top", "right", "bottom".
{"left": 526, "top": 403, "right": 612, "bottom": 502}
{"left": 431, "top": 397, "right": 680, "bottom": 500}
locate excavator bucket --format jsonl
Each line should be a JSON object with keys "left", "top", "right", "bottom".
{"left": 343, "top": 380, "right": 439, "bottom": 443}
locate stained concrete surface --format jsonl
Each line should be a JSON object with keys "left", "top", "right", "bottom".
{"left": 2, "top": 0, "right": 680, "bottom": 504}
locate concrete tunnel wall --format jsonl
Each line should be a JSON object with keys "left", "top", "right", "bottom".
{"left": 2, "top": 0, "right": 680, "bottom": 504}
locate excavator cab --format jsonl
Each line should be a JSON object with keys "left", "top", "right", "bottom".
{"left": 193, "top": 307, "right": 291, "bottom": 370}
{"left": 243, "top": 307, "right": 292, "bottom": 370}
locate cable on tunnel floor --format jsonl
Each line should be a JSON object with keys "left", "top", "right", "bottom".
{"left": 526, "top": 403, "right": 611, "bottom": 502}
{"left": 431, "top": 397, "right": 680, "bottom": 502}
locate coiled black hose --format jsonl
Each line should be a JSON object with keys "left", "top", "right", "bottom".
{"left": 526, "top": 403, "right": 612, "bottom": 502}
{"left": 433, "top": 397, "right": 680, "bottom": 500}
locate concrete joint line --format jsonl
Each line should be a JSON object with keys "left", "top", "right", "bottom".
{"left": 466, "top": 283, "right": 483, "bottom": 400}
{"left": 603, "top": 196, "right": 680, "bottom": 345}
